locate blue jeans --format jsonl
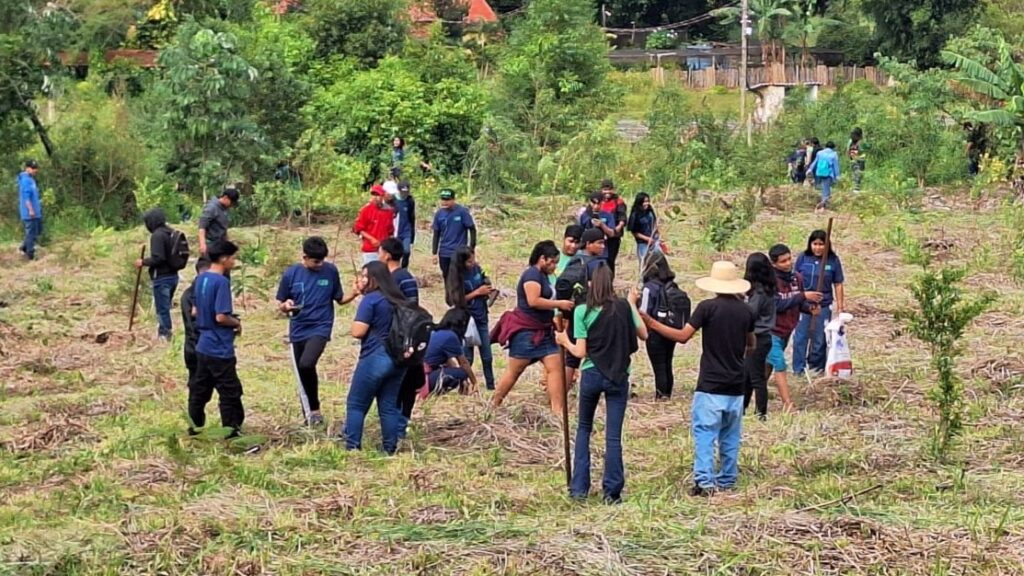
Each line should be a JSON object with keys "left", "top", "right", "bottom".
{"left": 401, "top": 237, "right": 412, "bottom": 268}
{"left": 344, "top": 350, "right": 406, "bottom": 454}
{"left": 792, "top": 307, "right": 831, "bottom": 374}
{"left": 818, "top": 176, "right": 834, "bottom": 205}
{"left": 152, "top": 275, "right": 179, "bottom": 338}
{"left": 571, "top": 369, "right": 629, "bottom": 501}
{"left": 20, "top": 218, "right": 42, "bottom": 259}
{"left": 464, "top": 314, "right": 495, "bottom": 389}
{"left": 691, "top": 392, "right": 743, "bottom": 489}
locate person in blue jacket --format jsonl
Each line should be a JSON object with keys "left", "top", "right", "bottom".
{"left": 393, "top": 181, "right": 416, "bottom": 268}
{"left": 808, "top": 141, "right": 841, "bottom": 211}
{"left": 17, "top": 160, "right": 42, "bottom": 261}
{"left": 791, "top": 230, "right": 845, "bottom": 376}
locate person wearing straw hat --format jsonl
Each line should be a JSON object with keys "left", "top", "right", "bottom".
{"left": 639, "top": 260, "right": 755, "bottom": 496}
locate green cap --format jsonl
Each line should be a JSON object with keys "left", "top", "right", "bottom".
{"left": 439, "top": 189, "right": 455, "bottom": 200}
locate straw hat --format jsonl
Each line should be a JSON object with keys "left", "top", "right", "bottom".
{"left": 695, "top": 261, "right": 751, "bottom": 295}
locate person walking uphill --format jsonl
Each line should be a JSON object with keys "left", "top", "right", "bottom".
{"left": 431, "top": 189, "right": 476, "bottom": 279}
{"left": 847, "top": 128, "right": 869, "bottom": 192}
{"left": 792, "top": 230, "right": 845, "bottom": 377}
{"left": 276, "top": 237, "right": 350, "bottom": 427}
{"left": 198, "top": 185, "right": 239, "bottom": 255}
{"left": 136, "top": 208, "right": 190, "bottom": 341}
{"left": 808, "top": 142, "right": 840, "bottom": 211}
{"left": 557, "top": 264, "right": 647, "bottom": 504}
{"left": 18, "top": 160, "right": 42, "bottom": 261}
{"left": 598, "top": 180, "right": 628, "bottom": 277}
{"left": 353, "top": 185, "right": 394, "bottom": 265}
{"left": 189, "top": 241, "right": 245, "bottom": 437}
{"left": 742, "top": 253, "right": 777, "bottom": 421}
{"left": 640, "top": 261, "right": 755, "bottom": 496}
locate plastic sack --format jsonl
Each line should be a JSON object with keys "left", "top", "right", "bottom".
{"left": 824, "top": 312, "right": 854, "bottom": 378}
{"left": 464, "top": 316, "right": 482, "bottom": 347}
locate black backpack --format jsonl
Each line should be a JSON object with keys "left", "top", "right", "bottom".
{"left": 387, "top": 303, "right": 434, "bottom": 367}
{"left": 167, "top": 229, "right": 191, "bottom": 271}
{"left": 655, "top": 281, "right": 691, "bottom": 329}
{"left": 555, "top": 255, "right": 591, "bottom": 305}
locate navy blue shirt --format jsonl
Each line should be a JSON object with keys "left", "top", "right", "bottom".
{"left": 393, "top": 195, "right": 416, "bottom": 242}
{"left": 579, "top": 207, "right": 616, "bottom": 233}
{"left": 632, "top": 210, "right": 656, "bottom": 244}
{"left": 517, "top": 266, "right": 554, "bottom": 325}
{"left": 354, "top": 291, "right": 394, "bottom": 359}
{"left": 795, "top": 253, "right": 845, "bottom": 307}
{"left": 432, "top": 205, "right": 475, "bottom": 258}
{"left": 276, "top": 263, "right": 344, "bottom": 343}
{"left": 424, "top": 329, "right": 464, "bottom": 369}
{"left": 464, "top": 265, "right": 489, "bottom": 320}
{"left": 195, "top": 272, "right": 236, "bottom": 359}
{"left": 392, "top": 268, "right": 419, "bottom": 305}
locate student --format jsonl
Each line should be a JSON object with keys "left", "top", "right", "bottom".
{"left": 552, "top": 225, "right": 584, "bottom": 386}
{"left": 491, "top": 241, "right": 574, "bottom": 414}
{"left": 392, "top": 136, "right": 405, "bottom": 166}
{"left": 135, "top": 208, "right": 184, "bottom": 341}
{"left": 742, "top": 253, "right": 777, "bottom": 421}
{"left": 198, "top": 185, "right": 239, "bottom": 255}
{"left": 393, "top": 181, "right": 416, "bottom": 268}
{"left": 792, "top": 230, "right": 845, "bottom": 377}
{"left": 579, "top": 193, "right": 616, "bottom": 252}
{"left": 424, "top": 308, "right": 479, "bottom": 394}
{"left": 627, "top": 192, "right": 659, "bottom": 270}
{"left": 431, "top": 189, "right": 476, "bottom": 279}
{"left": 383, "top": 167, "right": 401, "bottom": 198}
{"left": 445, "top": 246, "right": 497, "bottom": 390}
{"left": 787, "top": 141, "right": 807, "bottom": 184}
{"left": 557, "top": 225, "right": 584, "bottom": 277}
{"left": 181, "top": 257, "right": 211, "bottom": 388}
{"left": 805, "top": 137, "right": 820, "bottom": 187}
{"left": 343, "top": 261, "right": 408, "bottom": 454}
{"left": 598, "top": 179, "right": 628, "bottom": 277}
{"left": 379, "top": 238, "right": 422, "bottom": 433}
{"left": 808, "top": 141, "right": 840, "bottom": 211}
{"left": 639, "top": 251, "right": 685, "bottom": 400}
{"left": 768, "top": 244, "right": 822, "bottom": 410}
{"left": 847, "top": 128, "right": 868, "bottom": 192}
{"left": 640, "top": 261, "right": 755, "bottom": 495}
{"left": 353, "top": 185, "right": 394, "bottom": 264}
{"left": 189, "top": 241, "right": 245, "bottom": 437}
{"left": 276, "top": 237, "right": 349, "bottom": 427}
{"left": 555, "top": 228, "right": 608, "bottom": 389}
{"left": 17, "top": 159, "right": 42, "bottom": 261}
{"left": 556, "top": 264, "right": 647, "bottom": 504}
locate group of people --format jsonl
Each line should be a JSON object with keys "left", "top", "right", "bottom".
{"left": 127, "top": 168, "right": 846, "bottom": 501}
{"left": 786, "top": 128, "right": 868, "bottom": 210}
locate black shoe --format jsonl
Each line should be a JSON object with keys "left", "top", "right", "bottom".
{"left": 602, "top": 494, "right": 623, "bottom": 505}
{"left": 569, "top": 492, "right": 588, "bottom": 502}
{"left": 757, "top": 413, "right": 767, "bottom": 422}
{"left": 226, "top": 428, "right": 241, "bottom": 439}
{"left": 690, "top": 483, "right": 716, "bottom": 497}
{"left": 187, "top": 427, "right": 200, "bottom": 436}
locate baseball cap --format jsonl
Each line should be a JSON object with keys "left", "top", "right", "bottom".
{"left": 581, "top": 228, "right": 605, "bottom": 246}
{"left": 24, "top": 159, "right": 39, "bottom": 169}
{"left": 398, "top": 181, "right": 411, "bottom": 193}
{"left": 439, "top": 189, "right": 455, "bottom": 200}
{"left": 600, "top": 178, "right": 615, "bottom": 190}
{"left": 370, "top": 184, "right": 386, "bottom": 196}
{"left": 220, "top": 185, "right": 240, "bottom": 203}
{"left": 563, "top": 224, "right": 584, "bottom": 241}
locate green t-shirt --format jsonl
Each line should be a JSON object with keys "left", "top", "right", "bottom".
{"left": 573, "top": 303, "right": 641, "bottom": 373}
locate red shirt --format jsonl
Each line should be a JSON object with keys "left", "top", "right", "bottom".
{"left": 599, "top": 196, "right": 627, "bottom": 235}
{"left": 353, "top": 201, "right": 394, "bottom": 253}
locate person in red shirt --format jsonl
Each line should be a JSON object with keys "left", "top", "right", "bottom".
{"left": 598, "top": 179, "right": 628, "bottom": 278}
{"left": 353, "top": 185, "right": 395, "bottom": 264}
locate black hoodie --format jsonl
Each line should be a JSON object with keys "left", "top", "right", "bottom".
{"left": 142, "top": 208, "right": 177, "bottom": 279}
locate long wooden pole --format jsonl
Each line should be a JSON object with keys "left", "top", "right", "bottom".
{"left": 740, "top": 0, "right": 749, "bottom": 145}
{"left": 561, "top": 379, "right": 572, "bottom": 488}
{"left": 128, "top": 245, "right": 146, "bottom": 331}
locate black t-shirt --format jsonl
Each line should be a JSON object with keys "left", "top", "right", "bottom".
{"left": 688, "top": 295, "right": 756, "bottom": 396}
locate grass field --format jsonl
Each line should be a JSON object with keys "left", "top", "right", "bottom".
{"left": 2, "top": 185, "right": 1024, "bottom": 575}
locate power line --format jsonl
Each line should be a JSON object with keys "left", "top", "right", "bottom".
{"left": 600, "top": 1, "right": 738, "bottom": 34}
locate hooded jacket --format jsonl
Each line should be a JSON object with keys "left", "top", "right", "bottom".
{"left": 773, "top": 269, "right": 808, "bottom": 338}
{"left": 142, "top": 208, "right": 177, "bottom": 279}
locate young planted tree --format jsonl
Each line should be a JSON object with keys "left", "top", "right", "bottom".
{"left": 897, "top": 267, "right": 995, "bottom": 461}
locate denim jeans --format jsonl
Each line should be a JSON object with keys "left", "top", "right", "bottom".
{"left": 464, "top": 314, "right": 495, "bottom": 389}
{"left": 571, "top": 369, "right": 629, "bottom": 501}
{"left": 691, "top": 392, "right": 743, "bottom": 489}
{"left": 344, "top": 350, "right": 406, "bottom": 454}
{"left": 401, "top": 237, "right": 412, "bottom": 269}
{"left": 152, "top": 275, "right": 179, "bottom": 338}
{"left": 818, "top": 176, "right": 835, "bottom": 205}
{"left": 20, "top": 218, "right": 42, "bottom": 259}
{"left": 792, "top": 307, "right": 831, "bottom": 375}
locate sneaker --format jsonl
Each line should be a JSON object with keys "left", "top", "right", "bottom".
{"left": 602, "top": 494, "right": 623, "bottom": 505}
{"left": 307, "top": 413, "right": 325, "bottom": 427}
{"left": 757, "top": 413, "right": 767, "bottom": 422}
{"left": 226, "top": 428, "right": 240, "bottom": 439}
{"left": 690, "top": 483, "right": 716, "bottom": 497}
{"left": 569, "top": 492, "right": 588, "bottom": 502}
{"left": 187, "top": 427, "right": 200, "bottom": 437}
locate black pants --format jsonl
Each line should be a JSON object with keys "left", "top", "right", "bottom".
{"left": 398, "top": 362, "right": 425, "bottom": 421}
{"left": 189, "top": 353, "right": 245, "bottom": 430}
{"left": 646, "top": 335, "right": 676, "bottom": 398}
{"left": 439, "top": 257, "right": 452, "bottom": 280}
{"left": 744, "top": 333, "right": 772, "bottom": 416}
{"left": 184, "top": 349, "right": 198, "bottom": 388}
{"left": 291, "top": 337, "right": 328, "bottom": 416}
{"left": 605, "top": 238, "right": 621, "bottom": 277}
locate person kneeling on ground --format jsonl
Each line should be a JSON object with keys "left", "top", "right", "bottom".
{"left": 640, "top": 261, "right": 755, "bottom": 496}
{"left": 557, "top": 264, "right": 647, "bottom": 504}
{"left": 424, "top": 308, "right": 479, "bottom": 394}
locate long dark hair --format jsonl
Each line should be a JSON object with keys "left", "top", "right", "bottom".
{"left": 641, "top": 250, "right": 675, "bottom": 284}
{"left": 745, "top": 252, "right": 777, "bottom": 297}
{"left": 804, "top": 229, "right": 837, "bottom": 259}
{"left": 437, "top": 307, "right": 470, "bottom": 336}
{"left": 446, "top": 246, "right": 474, "bottom": 308}
{"left": 627, "top": 192, "right": 654, "bottom": 233}
{"left": 529, "top": 240, "right": 559, "bottom": 266}
{"left": 586, "top": 263, "right": 618, "bottom": 311}
{"left": 363, "top": 261, "right": 408, "bottom": 306}
{"left": 850, "top": 127, "right": 863, "bottom": 144}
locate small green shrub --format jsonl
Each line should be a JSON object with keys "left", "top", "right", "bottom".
{"left": 646, "top": 30, "right": 679, "bottom": 50}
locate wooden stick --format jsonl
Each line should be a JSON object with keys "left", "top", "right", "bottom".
{"left": 795, "top": 483, "right": 882, "bottom": 512}
{"left": 128, "top": 245, "right": 146, "bottom": 331}
{"left": 331, "top": 218, "right": 345, "bottom": 263}
{"left": 561, "top": 376, "right": 572, "bottom": 489}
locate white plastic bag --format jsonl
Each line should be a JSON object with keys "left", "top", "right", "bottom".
{"left": 825, "top": 312, "right": 854, "bottom": 379}
{"left": 464, "top": 316, "right": 482, "bottom": 348}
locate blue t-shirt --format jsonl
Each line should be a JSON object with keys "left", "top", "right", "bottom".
{"left": 464, "top": 265, "right": 489, "bottom": 320}
{"left": 195, "top": 272, "right": 236, "bottom": 359}
{"left": 276, "top": 263, "right": 344, "bottom": 343}
{"left": 633, "top": 211, "right": 656, "bottom": 243}
{"left": 795, "top": 253, "right": 845, "bottom": 307}
{"left": 392, "top": 268, "right": 419, "bottom": 305}
{"left": 517, "top": 266, "right": 554, "bottom": 325}
{"left": 18, "top": 172, "right": 40, "bottom": 221}
{"left": 424, "top": 329, "right": 464, "bottom": 369}
{"left": 393, "top": 195, "right": 415, "bottom": 242}
{"left": 432, "top": 205, "right": 475, "bottom": 258}
{"left": 354, "top": 291, "right": 394, "bottom": 359}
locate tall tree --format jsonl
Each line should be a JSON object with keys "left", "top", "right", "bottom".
{"left": 783, "top": 0, "right": 840, "bottom": 66}
{"left": 715, "top": 0, "right": 796, "bottom": 65}
{"left": 863, "top": 0, "right": 980, "bottom": 68}
{"left": 304, "top": 0, "right": 408, "bottom": 67}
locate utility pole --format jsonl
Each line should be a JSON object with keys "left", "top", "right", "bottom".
{"left": 740, "top": 0, "right": 750, "bottom": 145}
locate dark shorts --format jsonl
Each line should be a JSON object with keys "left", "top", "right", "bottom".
{"left": 508, "top": 330, "right": 559, "bottom": 362}
{"left": 564, "top": 350, "right": 581, "bottom": 369}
